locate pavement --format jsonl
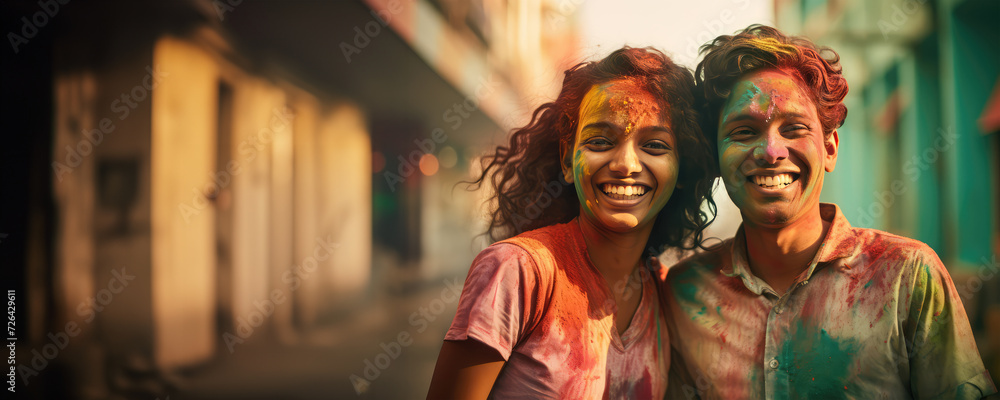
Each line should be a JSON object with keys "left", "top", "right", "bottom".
{"left": 173, "top": 272, "right": 465, "bottom": 400}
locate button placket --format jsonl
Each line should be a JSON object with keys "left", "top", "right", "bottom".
{"left": 763, "top": 299, "right": 780, "bottom": 400}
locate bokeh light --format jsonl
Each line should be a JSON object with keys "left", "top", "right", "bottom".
{"left": 419, "top": 153, "right": 439, "bottom": 176}
{"left": 437, "top": 146, "right": 458, "bottom": 169}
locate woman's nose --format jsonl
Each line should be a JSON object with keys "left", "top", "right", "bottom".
{"left": 610, "top": 144, "right": 642, "bottom": 175}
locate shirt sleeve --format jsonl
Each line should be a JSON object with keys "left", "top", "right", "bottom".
{"left": 902, "top": 245, "right": 998, "bottom": 399}
{"left": 444, "top": 243, "right": 549, "bottom": 361}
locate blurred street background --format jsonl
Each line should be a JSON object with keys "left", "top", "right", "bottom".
{"left": 0, "top": 0, "right": 997, "bottom": 398}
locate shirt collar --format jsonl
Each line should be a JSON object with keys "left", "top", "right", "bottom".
{"left": 725, "top": 203, "right": 859, "bottom": 295}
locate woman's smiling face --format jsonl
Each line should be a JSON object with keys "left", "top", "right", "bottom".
{"left": 563, "top": 79, "right": 679, "bottom": 233}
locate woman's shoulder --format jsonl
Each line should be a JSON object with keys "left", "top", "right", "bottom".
{"left": 475, "top": 220, "right": 581, "bottom": 275}
{"left": 495, "top": 220, "right": 580, "bottom": 255}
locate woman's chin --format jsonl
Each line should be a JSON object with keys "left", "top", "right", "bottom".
{"left": 595, "top": 213, "right": 644, "bottom": 233}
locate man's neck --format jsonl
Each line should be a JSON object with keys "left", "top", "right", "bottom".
{"left": 742, "top": 207, "right": 830, "bottom": 295}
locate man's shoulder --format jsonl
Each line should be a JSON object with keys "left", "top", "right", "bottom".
{"left": 851, "top": 226, "right": 941, "bottom": 264}
{"left": 848, "top": 227, "right": 947, "bottom": 280}
{"left": 664, "top": 238, "right": 734, "bottom": 283}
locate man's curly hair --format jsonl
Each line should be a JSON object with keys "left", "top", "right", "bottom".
{"left": 468, "top": 46, "right": 718, "bottom": 254}
{"left": 696, "top": 24, "right": 849, "bottom": 156}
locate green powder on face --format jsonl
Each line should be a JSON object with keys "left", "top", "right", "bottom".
{"left": 721, "top": 82, "right": 763, "bottom": 126}
{"left": 572, "top": 149, "right": 596, "bottom": 219}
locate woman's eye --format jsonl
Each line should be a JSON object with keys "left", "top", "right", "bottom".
{"left": 643, "top": 141, "right": 671, "bottom": 151}
{"left": 586, "top": 138, "right": 613, "bottom": 148}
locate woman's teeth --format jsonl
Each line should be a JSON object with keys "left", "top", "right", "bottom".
{"left": 601, "top": 184, "right": 646, "bottom": 199}
{"left": 751, "top": 174, "right": 795, "bottom": 189}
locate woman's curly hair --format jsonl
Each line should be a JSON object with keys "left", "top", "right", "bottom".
{"left": 469, "top": 46, "right": 718, "bottom": 254}
{"left": 695, "top": 25, "right": 849, "bottom": 154}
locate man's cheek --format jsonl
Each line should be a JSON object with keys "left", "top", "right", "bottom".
{"left": 719, "top": 149, "right": 743, "bottom": 186}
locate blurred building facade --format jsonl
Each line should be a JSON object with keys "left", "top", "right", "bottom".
{"left": 8, "top": 0, "right": 580, "bottom": 398}
{"left": 775, "top": 0, "right": 1000, "bottom": 383}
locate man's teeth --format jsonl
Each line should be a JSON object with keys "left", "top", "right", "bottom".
{"left": 751, "top": 174, "right": 795, "bottom": 189}
{"left": 602, "top": 184, "right": 646, "bottom": 198}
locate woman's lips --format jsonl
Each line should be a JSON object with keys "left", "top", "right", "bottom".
{"left": 600, "top": 183, "right": 649, "bottom": 201}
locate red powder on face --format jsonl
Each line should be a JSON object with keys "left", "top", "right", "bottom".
{"left": 603, "top": 78, "right": 666, "bottom": 136}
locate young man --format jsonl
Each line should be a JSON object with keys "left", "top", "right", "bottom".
{"left": 661, "top": 25, "right": 997, "bottom": 399}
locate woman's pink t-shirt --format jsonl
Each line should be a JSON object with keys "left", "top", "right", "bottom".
{"left": 445, "top": 219, "right": 668, "bottom": 399}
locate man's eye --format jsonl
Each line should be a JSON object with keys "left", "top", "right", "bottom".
{"left": 729, "top": 128, "right": 755, "bottom": 137}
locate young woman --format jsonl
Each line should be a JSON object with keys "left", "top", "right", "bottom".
{"left": 426, "top": 47, "right": 716, "bottom": 399}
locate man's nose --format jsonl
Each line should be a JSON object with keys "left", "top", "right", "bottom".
{"left": 753, "top": 131, "right": 788, "bottom": 164}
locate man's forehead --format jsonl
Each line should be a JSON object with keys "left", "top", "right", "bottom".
{"left": 720, "top": 69, "right": 815, "bottom": 116}
{"left": 730, "top": 69, "right": 809, "bottom": 103}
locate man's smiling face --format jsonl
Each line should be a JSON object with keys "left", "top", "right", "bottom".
{"left": 716, "top": 68, "right": 839, "bottom": 228}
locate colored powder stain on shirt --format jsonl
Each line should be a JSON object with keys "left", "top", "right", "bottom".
{"left": 662, "top": 204, "right": 998, "bottom": 399}
{"left": 871, "top": 304, "right": 889, "bottom": 328}
{"left": 674, "top": 267, "right": 702, "bottom": 302}
{"left": 779, "top": 323, "right": 860, "bottom": 399}
{"left": 673, "top": 267, "right": 705, "bottom": 320}
{"left": 634, "top": 370, "right": 653, "bottom": 399}
{"left": 863, "top": 277, "right": 875, "bottom": 289}
{"left": 716, "top": 305, "right": 725, "bottom": 322}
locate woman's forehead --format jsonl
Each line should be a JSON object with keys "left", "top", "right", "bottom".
{"left": 579, "top": 79, "right": 667, "bottom": 121}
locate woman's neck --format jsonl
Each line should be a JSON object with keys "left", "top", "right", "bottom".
{"left": 576, "top": 216, "right": 651, "bottom": 289}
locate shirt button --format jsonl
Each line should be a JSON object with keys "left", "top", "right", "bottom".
{"left": 775, "top": 305, "right": 784, "bottom": 314}
{"left": 768, "top": 359, "right": 779, "bottom": 369}
{"left": 802, "top": 280, "right": 809, "bottom": 285}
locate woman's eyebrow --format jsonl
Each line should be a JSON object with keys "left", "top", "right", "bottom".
{"left": 580, "top": 122, "right": 615, "bottom": 133}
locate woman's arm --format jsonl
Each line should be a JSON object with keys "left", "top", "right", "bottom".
{"left": 426, "top": 339, "right": 505, "bottom": 400}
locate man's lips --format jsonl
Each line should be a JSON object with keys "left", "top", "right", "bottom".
{"left": 745, "top": 173, "right": 800, "bottom": 190}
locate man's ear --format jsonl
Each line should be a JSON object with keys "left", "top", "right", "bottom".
{"left": 559, "top": 141, "right": 574, "bottom": 184}
{"left": 824, "top": 129, "right": 839, "bottom": 173}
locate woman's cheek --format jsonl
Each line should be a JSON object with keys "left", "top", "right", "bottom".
{"left": 647, "top": 155, "right": 679, "bottom": 218}
{"left": 572, "top": 149, "right": 597, "bottom": 218}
